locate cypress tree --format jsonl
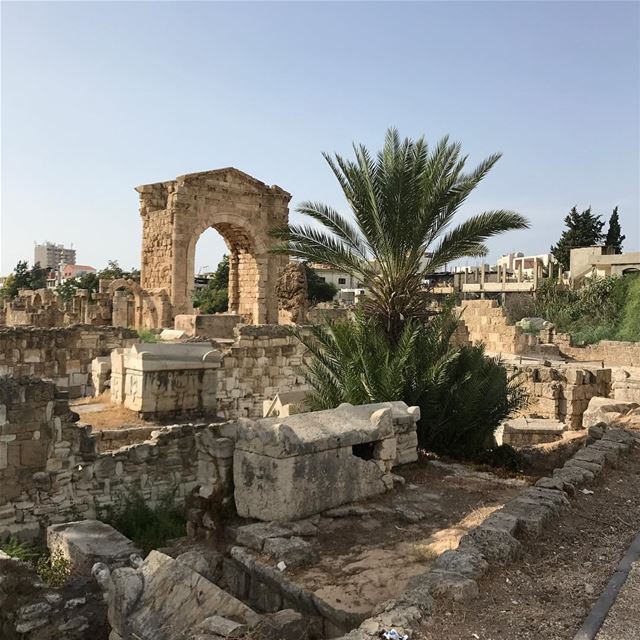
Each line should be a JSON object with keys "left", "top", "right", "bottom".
{"left": 604, "top": 206, "right": 625, "bottom": 254}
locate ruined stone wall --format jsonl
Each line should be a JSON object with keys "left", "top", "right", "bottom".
{"left": 215, "top": 325, "right": 310, "bottom": 420}
{"left": 0, "top": 377, "right": 235, "bottom": 540}
{"left": 510, "top": 363, "right": 612, "bottom": 428}
{"left": 554, "top": 334, "right": 640, "bottom": 367}
{"left": 139, "top": 187, "right": 175, "bottom": 293}
{"left": 0, "top": 326, "right": 139, "bottom": 398}
{"left": 457, "top": 299, "right": 538, "bottom": 355}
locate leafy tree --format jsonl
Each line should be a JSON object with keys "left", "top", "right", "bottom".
{"left": 57, "top": 279, "right": 79, "bottom": 302}
{"left": 271, "top": 128, "right": 528, "bottom": 341}
{"left": 604, "top": 206, "right": 625, "bottom": 254}
{"left": 29, "top": 263, "right": 48, "bottom": 290}
{"left": 0, "top": 273, "right": 18, "bottom": 301}
{"left": 13, "top": 260, "right": 31, "bottom": 290}
{"left": 0, "top": 261, "right": 45, "bottom": 300}
{"left": 550, "top": 206, "right": 604, "bottom": 270}
{"left": 193, "top": 255, "right": 229, "bottom": 313}
{"left": 78, "top": 272, "right": 99, "bottom": 294}
{"left": 208, "top": 255, "right": 229, "bottom": 290}
{"left": 304, "top": 263, "right": 338, "bottom": 303}
{"left": 98, "top": 260, "right": 126, "bottom": 280}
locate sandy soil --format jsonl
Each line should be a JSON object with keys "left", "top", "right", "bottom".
{"left": 288, "top": 460, "right": 529, "bottom": 620}
{"left": 420, "top": 449, "right": 640, "bottom": 640}
{"left": 71, "top": 394, "right": 157, "bottom": 430}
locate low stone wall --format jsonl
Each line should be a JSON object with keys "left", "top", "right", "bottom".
{"left": 0, "top": 377, "right": 235, "bottom": 541}
{"left": 0, "top": 326, "right": 139, "bottom": 398}
{"left": 509, "top": 363, "right": 611, "bottom": 428}
{"left": 555, "top": 334, "right": 640, "bottom": 367}
{"left": 329, "top": 425, "right": 639, "bottom": 640}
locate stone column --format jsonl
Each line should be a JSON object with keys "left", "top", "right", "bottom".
{"left": 228, "top": 251, "right": 240, "bottom": 314}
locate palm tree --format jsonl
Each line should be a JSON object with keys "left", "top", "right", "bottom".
{"left": 271, "top": 128, "right": 529, "bottom": 340}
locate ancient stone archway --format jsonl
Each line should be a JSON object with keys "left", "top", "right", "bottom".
{"left": 136, "top": 168, "right": 290, "bottom": 324}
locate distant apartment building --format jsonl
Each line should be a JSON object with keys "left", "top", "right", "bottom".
{"left": 496, "top": 252, "right": 555, "bottom": 279}
{"left": 34, "top": 242, "right": 76, "bottom": 270}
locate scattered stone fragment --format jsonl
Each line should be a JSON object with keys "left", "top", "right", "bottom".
{"left": 262, "top": 536, "right": 318, "bottom": 568}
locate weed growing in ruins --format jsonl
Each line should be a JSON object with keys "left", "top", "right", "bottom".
{"left": 0, "top": 537, "right": 40, "bottom": 564}
{"left": 137, "top": 329, "right": 158, "bottom": 343}
{"left": 1, "top": 538, "right": 71, "bottom": 588}
{"left": 36, "top": 551, "right": 71, "bottom": 588}
{"left": 97, "top": 488, "right": 185, "bottom": 554}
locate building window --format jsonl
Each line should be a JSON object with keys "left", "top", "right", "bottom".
{"left": 319, "top": 277, "right": 326, "bottom": 283}
{"left": 338, "top": 277, "right": 346, "bottom": 285}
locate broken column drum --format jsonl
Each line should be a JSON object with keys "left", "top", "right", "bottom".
{"left": 234, "top": 401, "right": 420, "bottom": 521}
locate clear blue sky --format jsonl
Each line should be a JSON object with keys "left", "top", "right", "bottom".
{"left": 2, "top": 1, "right": 639, "bottom": 275}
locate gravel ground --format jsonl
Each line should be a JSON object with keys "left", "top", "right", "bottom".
{"left": 420, "top": 449, "right": 640, "bottom": 640}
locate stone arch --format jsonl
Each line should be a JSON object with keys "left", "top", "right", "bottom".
{"left": 136, "top": 168, "right": 291, "bottom": 324}
{"left": 108, "top": 279, "right": 140, "bottom": 328}
{"left": 186, "top": 215, "right": 265, "bottom": 321}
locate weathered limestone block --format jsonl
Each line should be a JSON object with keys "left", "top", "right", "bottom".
{"left": 174, "top": 314, "right": 244, "bottom": 340}
{"left": 582, "top": 396, "right": 639, "bottom": 429}
{"left": 95, "top": 550, "right": 261, "bottom": 640}
{"left": 47, "top": 520, "right": 141, "bottom": 576}
{"left": 233, "top": 402, "right": 419, "bottom": 521}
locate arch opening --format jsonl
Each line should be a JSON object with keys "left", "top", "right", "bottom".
{"left": 188, "top": 221, "right": 260, "bottom": 322}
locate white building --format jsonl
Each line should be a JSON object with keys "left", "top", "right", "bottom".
{"left": 497, "top": 252, "right": 555, "bottom": 279}
{"left": 309, "top": 263, "right": 362, "bottom": 290}
{"left": 570, "top": 247, "right": 640, "bottom": 285}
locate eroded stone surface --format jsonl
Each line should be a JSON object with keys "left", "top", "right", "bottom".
{"left": 47, "top": 520, "right": 141, "bottom": 576}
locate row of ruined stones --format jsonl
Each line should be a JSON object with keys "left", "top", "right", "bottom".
{"left": 5, "top": 402, "right": 636, "bottom": 640}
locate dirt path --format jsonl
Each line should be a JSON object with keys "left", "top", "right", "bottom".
{"left": 288, "top": 461, "right": 526, "bottom": 621}
{"left": 421, "top": 450, "right": 640, "bottom": 640}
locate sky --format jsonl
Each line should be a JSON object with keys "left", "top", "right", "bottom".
{"left": 1, "top": 0, "right": 639, "bottom": 276}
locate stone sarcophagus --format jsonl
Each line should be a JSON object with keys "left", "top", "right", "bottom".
{"left": 110, "top": 343, "right": 221, "bottom": 417}
{"left": 234, "top": 401, "right": 420, "bottom": 521}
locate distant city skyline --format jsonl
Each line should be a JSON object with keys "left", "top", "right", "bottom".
{"left": 2, "top": 1, "right": 638, "bottom": 275}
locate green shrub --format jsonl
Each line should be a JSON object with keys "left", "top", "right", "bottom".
{"left": 294, "top": 310, "right": 526, "bottom": 462}
{"left": 137, "top": 329, "right": 158, "bottom": 343}
{"left": 535, "top": 275, "right": 640, "bottom": 344}
{"left": 0, "top": 537, "right": 40, "bottom": 564}
{"left": 418, "top": 344, "right": 526, "bottom": 458}
{"left": 36, "top": 551, "right": 71, "bottom": 588}
{"left": 97, "top": 489, "right": 185, "bottom": 554}
{"left": 1, "top": 538, "right": 70, "bottom": 588}
{"left": 616, "top": 276, "right": 640, "bottom": 341}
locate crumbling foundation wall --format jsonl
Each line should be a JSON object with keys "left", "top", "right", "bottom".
{"left": 456, "top": 299, "right": 538, "bottom": 355}
{"left": 0, "top": 326, "right": 139, "bottom": 398}
{"left": 509, "top": 363, "right": 612, "bottom": 428}
{"left": 0, "top": 377, "right": 234, "bottom": 541}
